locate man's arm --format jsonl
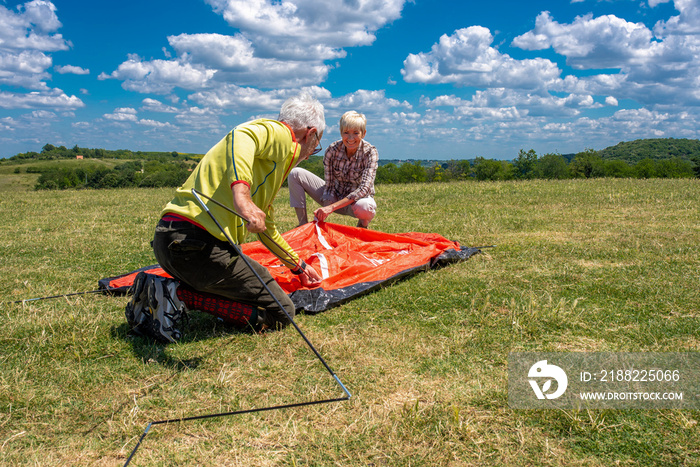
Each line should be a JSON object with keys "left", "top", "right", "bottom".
{"left": 232, "top": 183, "right": 267, "bottom": 233}
{"left": 257, "top": 208, "right": 323, "bottom": 287}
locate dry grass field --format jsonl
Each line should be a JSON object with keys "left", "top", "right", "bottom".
{"left": 1, "top": 178, "right": 698, "bottom": 465}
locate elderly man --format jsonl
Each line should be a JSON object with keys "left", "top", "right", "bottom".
{"left": 126, "top": 93, "right": 324, "bottom": 342}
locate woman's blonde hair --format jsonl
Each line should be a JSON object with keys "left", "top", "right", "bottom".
{"left": 339, "top": 111, "right": 366, "bottom": 134}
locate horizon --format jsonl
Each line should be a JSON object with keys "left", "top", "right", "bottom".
{"left": 9, "top": 136, "right": 697, "bottom": 163}
{"left": 1, "top": 0, "right": 698, "bottom": 160}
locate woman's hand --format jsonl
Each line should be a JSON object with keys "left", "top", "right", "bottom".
{"left": 313, "top": 205, "right": 334, "bottom": 223}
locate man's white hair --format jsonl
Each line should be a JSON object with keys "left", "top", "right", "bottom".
{"left": 278, "top": 93, "right": 326, "bottom": 134}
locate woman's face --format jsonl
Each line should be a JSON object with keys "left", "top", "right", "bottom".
{"left": 341, "top": 126, "right": 365, "bottom": 153}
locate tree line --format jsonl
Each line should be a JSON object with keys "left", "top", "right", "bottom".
{"left": 464, "top": 149, "right": 699, "bottom": 182}
{"left": 0, "top": 143, "right": 197, "bottom": 190}
{"left": 27, "top": 148, "right": 700, "bottom": 190}
{"left": 32, "top": 160, "right": 192, "bottom": 190}
{"left": 4, "top": 139, "right": 699, "bottom": 191}
{"left": 301, "top": 149, "right": 698, "bottom": 184}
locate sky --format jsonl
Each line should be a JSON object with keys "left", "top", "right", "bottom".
{"left": 0, "top": 0, "right": 698, "bottom": 160}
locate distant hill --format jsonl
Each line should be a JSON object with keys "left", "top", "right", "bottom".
{"left": 3, "top": 143, "right": 201, "bottom": 163}
{"left": 598, "top": 138, "right": 700, "bottom": 164}
{"left": 376, "top": 139, "right": 700, "bottom": 165}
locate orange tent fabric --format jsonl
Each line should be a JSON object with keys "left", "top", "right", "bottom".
{"left": 242, "top": 222, "right": 463, "bottom": 293}
{"left": 99, "top": 222, "right": 478, "bottom": 313}
{"left": 103, "top": 266, "right": 171, "bottom": 291}
{"left": 240, "top": 222, "right": 477, "bottom": 313}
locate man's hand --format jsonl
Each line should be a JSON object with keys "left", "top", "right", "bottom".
{"left": 241, "top": 205, "right": 267, "bottom": 233}
{"left": 300, "top": 264, "right": 322, "bottom": 287}
{"left": 232, "top": 183, "right": 266, "bottom": 233}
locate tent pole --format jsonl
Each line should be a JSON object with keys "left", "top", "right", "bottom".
{"left": 6, "top": 289, "right": 107, "bottom": 305}
{"left": 122, "top": 189, "right": 351, "bottom": 466}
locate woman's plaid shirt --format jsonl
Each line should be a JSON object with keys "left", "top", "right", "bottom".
{"left": 322, "top": 139, "right": 378, "bottom": 201}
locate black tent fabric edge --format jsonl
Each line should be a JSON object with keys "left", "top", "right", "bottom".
{"left": 97, "top": 246, "right": 480, "bottom": 314}
{"left": 292, "top": 245, "right": 480, "bottom": 314}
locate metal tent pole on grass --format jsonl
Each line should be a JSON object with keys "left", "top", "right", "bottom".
{"left": 122, "top": 189, "right": 351, "bottom": 466}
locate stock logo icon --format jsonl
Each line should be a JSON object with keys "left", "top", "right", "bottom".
{"left": 528, "top": 360, "right": 568, "bottom": 400}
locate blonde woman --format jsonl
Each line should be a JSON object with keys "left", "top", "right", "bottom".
{"left": 288, "top": 111, "right": 378, "bottom": 228}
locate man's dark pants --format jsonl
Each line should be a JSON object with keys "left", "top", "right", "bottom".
{"left": 152, "top": 218, "right": 295, "bottom": 329}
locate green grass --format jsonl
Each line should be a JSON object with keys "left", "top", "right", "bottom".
{"left": 0, "top": 178, "right": 699, "bottom": 465}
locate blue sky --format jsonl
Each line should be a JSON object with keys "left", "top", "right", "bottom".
{"left": 0, "top": 0, "right": 697, "bottom": 160}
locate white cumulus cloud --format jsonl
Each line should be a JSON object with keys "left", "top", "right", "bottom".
{"left": 140, "top": 98, "right": 179, "bottom": 113}
{"left": 137, "top": 119, "right": 174, "bottom": 128}
{"left": 103, "top": 107, "right": 138, "bottom": 122}
{"left": 654, "top": 0, "right": 700, "bottom": 35}
{"left": 0, "top": 89, "right": 83, "bottom": 109}
{"left": 0, "top": 0, "right": 69, "bottom": 52}
{"left": 204, "top": 0, "right": 406, "bottom": 53}
{"left": 55, "top": 64, "right": 88, "bottom": 74}
{"left": 512, "top": 12, "right": 665, "bottom": 69}
{"left": 401, "top": 26, "right": 563, "bottom": 90}
{"left": 325, "top": 89, "right": 412, "bottom": 113}
{"left": 0, "top": 49, "right": 52, "bottom": 88}
{"left": 511, "top": 7, "right": 700, "bottom": 106}
{"left": 188, "top": 84, "right": 299, "bottom": 111}
{"left": 101, "top": 53, "right": 216, "bottom": 94}
{"left": 105, "top": 0, "right": 410, "bottom": 95}
{"left": 0, "top": 1, "right": 82, "bottom": 110}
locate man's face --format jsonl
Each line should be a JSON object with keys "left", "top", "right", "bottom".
{"left": 296, "top": 129, "right": 322, "bottom": 165}
{"left": 305, "top": 130, "right": 322, "bottom": 158}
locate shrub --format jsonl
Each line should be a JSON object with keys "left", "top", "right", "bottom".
{"left": 535, "top": 153, "right": 569, "bottom": 179}
{"left": 570, "top": 149, "right": 605, "bottom": 178}
{"left": 655, "top": 157, "right": 695, "bottom": 178}
{"left": 633, "top": 158, "right": 658, "bottom": 178}
{"left": 603, "top": 160, "right": 633, "bottom": 178}
{"left": 473, "top": 157, "right": 514, "bottom": 181}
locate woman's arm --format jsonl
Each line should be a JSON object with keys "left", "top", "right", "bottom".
{"left": 313, "top": 197, "right": 353, "bottom": 222}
